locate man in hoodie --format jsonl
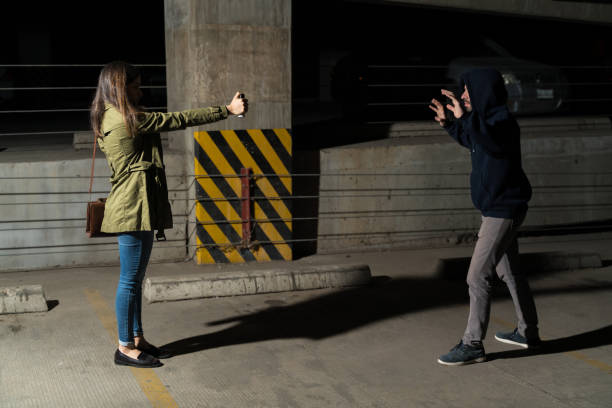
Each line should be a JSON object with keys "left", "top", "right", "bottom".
{"left": 429, "top": 68, "right": 541, "bottom": 366}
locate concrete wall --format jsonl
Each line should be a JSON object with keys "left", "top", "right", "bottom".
{"left": 388, "top": 0, "right": 612, "bottom": 24}
{"left": 0, "top": 1, "right": 293, "bottom": 272}
{"left": 0, "top": 150, "right": 189, "bottom": 272}
{"left": 317, "top": 117, "right": 612, "bottom": 253}
{"left": 164, "top": 0, "right": 292, "bottom": 258}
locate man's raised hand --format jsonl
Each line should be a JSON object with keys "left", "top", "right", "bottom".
{"left": 440, "top": 89, "right": 464, "bottom": 119}
{"left": 429, "top": 98, "right": 447, "bottom": 127}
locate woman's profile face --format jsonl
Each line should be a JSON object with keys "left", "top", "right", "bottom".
{"left": 126, "top": 75, "right": 143, "bottom": 105}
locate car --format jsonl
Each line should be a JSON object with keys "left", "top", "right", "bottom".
{"left": 446, "top": 38, "right": 569, "bottom": 116}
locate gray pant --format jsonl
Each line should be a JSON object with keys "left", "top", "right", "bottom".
{"left": 462, "top": 214, "right": 539, "bottom": 345}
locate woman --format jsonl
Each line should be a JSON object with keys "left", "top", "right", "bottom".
{"left": 90, "top": 61, "right": 247, "bottom": 368}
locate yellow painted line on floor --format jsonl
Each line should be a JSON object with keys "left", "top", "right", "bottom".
{"left": 84, "top": 288, "right": 118, "bottom": 337}
{"left": 565, "top": 351, "right": 612, "bottom": 373}
{"left": 493, "top": 316, "right": 612, "bottom": 374}
{"left": 84, "top": 288, "right": 179, "bottom": 407}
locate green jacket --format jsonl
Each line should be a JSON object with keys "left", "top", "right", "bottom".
{"left": 98, "top": 104, "right": 229, "bottom": 234}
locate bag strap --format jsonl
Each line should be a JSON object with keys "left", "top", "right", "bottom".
{"left": 89, "top": 134, "right": 98, "bottom": 198}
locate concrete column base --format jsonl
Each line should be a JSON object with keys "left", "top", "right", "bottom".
{"left": 0, "top": 285, "right": 48, "bottom": 314}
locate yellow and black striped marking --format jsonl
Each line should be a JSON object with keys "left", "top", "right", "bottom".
{"left": 194, "top": 129, "right": 292, "bottom": 263}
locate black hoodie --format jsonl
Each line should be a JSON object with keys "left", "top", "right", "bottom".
{"left": 444, "top": 68, "right": 532, "bottom": 218}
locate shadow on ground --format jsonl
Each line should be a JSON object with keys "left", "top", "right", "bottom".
{"left": 161, "top": 276, "right": 612, "bottom": 358}
{"left": 47, "top": 300, "right": 59, "bottom": 311}
{"left": 487, "top": 325, "right": 612, "bottom": 361}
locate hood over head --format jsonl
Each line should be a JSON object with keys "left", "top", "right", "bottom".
{"left": 460, "top": 68, "right": 508, "bottom": 119}
{"left": 457, "top": 67, "right": 521, "bottom": 157}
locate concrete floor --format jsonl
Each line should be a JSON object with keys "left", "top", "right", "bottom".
{"left": 1, "top": 233, "right": 611, "bottom": 407}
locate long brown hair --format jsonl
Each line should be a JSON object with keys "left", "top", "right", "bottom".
{"left": 90, "top": 61, "right": 141, "bottom": 139}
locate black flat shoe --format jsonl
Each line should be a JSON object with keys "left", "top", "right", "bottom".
{"left": 137, "top": 343, "right": 173, "bottom": 359}
{"left": 114, "top": 349, "right": 163, "bottom": 368}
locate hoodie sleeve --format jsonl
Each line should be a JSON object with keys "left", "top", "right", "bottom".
{"left": 444, "top": 117, "right": 472, "bottom": 149}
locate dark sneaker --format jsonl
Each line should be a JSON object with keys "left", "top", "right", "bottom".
{"left": 495, "top": 328, "right": 542, "bottom": 349}
{"left": 437, "top": 341, "right": 486, "bottom": 366}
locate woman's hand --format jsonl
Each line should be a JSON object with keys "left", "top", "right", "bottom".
{"left": 226, "top": 92, "right": 248, "bottom": 116}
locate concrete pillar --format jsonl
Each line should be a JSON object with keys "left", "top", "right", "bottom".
{"left": 164, "top": 0, "right": 292, "bottom": 258}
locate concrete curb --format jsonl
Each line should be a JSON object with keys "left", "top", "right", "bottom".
{"left": 0, "top": 285, "right": 48, "bottom": 314}
{"left": 144, "top": 263, "right": 372, "bottom": 303}
{"left": 521, "top": 251, "right": 602, "bottom": 272}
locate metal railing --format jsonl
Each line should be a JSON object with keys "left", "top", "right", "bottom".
{"left": 2, "top": 62, "right": 612, "bottom": 265}
{"left": 357, "top": 64, "right": 612, "bottom": 123}
{"left": 1, "top": 170, "right": 612, "bottom": 259}
{"left": 2, "top": 63, "right": 612, "bottom": 138}
{"left": 0, "top": 64, "right": 167, "bottom": 140}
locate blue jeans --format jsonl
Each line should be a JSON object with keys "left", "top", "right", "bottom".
{"left": 116, "top": 231, "right": 154, "bottom": 347}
